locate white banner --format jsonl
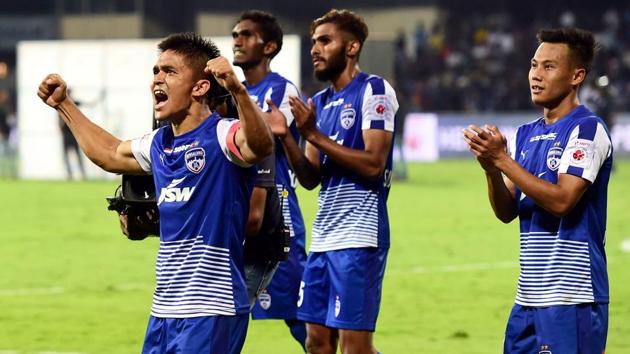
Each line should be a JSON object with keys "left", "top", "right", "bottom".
{"left": 402, "top": 113, "right": 439, "bottom": 162}
{"left": 17, "top": 36, "right": 300, "bottom": 180}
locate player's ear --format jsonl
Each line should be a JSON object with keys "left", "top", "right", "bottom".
{"left": 571, "top": 67, "right": 586, "bottom": 87}
{"left": 263, "top": 41, "right": 278, "bottom": 57}
{"left": 346, "top": 39, "right": 361, "bottom": 58}
{"left": 192, "top": 79, "right": 211, "bottom": 99}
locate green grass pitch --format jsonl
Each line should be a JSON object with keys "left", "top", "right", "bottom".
{"left": 0, "top": 159, "right": 628, "bottom": 353}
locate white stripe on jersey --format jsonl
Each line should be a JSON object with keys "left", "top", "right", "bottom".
{"left": 558, "top": 121, "right": 611, "bottom": 183}
{"left": 516, "top": 232, "right": 594, "bottom": 307}
{"left": 278, "top": 82, "right": 299, "bottom": 127}
{"left": 360, "top": 76, "right": 397, "bottom": 132}
{"left": 310, "top": 183, "right": 379, "bottom": 252}
{"left": 130, "top": 129, "right": 159, "bottom": 173}
{"left": 150, "top": 235, "right": 236, "bottom": 318}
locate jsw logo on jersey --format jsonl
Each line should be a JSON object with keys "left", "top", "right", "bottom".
{"left": 158, "top": 177, "right": 196, "bottom": 205}
{"left": 323, "top": 98, "right": 344, "bottom": 110}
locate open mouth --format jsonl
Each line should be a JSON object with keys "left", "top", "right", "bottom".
{"left": 154, "top": 89, "right": 168, "bottom": 110}
{"left": 531, "top": 85, "right": 544, "bottom": 94}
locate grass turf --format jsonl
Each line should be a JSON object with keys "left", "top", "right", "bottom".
{"left": 0, "top": 159, "right": 628, "bottom": 353}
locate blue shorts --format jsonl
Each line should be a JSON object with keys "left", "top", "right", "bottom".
{"left": 141, "top": 314, "right": 249, "bottom": 354}
{"left": 504, "top": 303, "right": 608, "bottom": 354}
{"left": 251, "top": 237, "right": 307, "bottom": 320}
{"left": 296, "top": 247, "right": 388, "bottom": 331}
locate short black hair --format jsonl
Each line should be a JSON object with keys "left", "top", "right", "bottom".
{"left": 238, "top": 10, "right": 283, "bottom": 59}
{"left": 157, "top": 32, "right": 226, "bottom": 104}
{"left": 537, "top": 28, "right": 596, "bottom": 74}
{"left": 311, "top": 9, "right": 369, "bottom": 54}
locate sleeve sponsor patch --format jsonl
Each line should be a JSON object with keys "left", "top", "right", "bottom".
{"left": 368, "top": 95, "right": 390, "bottom": 121}
{"left": 566, "top": 138, "right": 593, "bottom": 168}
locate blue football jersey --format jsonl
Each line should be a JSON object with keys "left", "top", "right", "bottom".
{"left": 509, "top": 105, "right": 613, "bottom": 306}
{"left": 245, "top": 72, "right": 308, "bottom": 319}
{"left": 245, "top": 72, "right": 306, "bottom": 243}
{"left": 310, "top": 72, "right": 398, "bottom": 252}
{"left": 131, "top": 113, "right": 256, "bottom": 318}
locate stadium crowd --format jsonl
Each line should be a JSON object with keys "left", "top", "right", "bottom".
{"left": 394, "top": 7, "right": 630, "bottom": 113}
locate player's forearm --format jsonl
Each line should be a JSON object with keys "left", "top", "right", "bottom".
{"left": 232, "top": 86, "right": 273, "bottom": 161}
{"left": 306, "top": 130, "right": 386, "bottom": 181}
{"left": 245, "top": 187, "right": 267, "bottom": 237}
{"left": 279, "top": 133, "right": 320, "bottom": 190}
{"left": 495, "top": 156, "right": 579, "bottom": 217}
{"left": 485, "top": 171, "right": 517, "bottom": 223}
{"left": 56, "top": 98, "right": 125, "bottom": 173}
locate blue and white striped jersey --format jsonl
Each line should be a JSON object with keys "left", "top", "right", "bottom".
{"left": 509, "top": 105, "right": 613, "bottom": 307}
{"left": 244, "top": 72, "right": 306, "bottom": 241}
{"left": 131, "top": 113, "right": 255, "bottom": 318}
{"left": 245, "top": 72, "right": 308, "bottom": 319}
{"left": 310, "top": 72, "right": 398, "bottom": 252}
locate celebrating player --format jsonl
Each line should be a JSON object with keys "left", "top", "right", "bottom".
{"left": 38, "top": 32, "right": 273, "bottom": 354}
{"left": 231, "top": 10, "right": 308, "bottom": 351}
{"left": 267, "top": 9, "right": 398, "bottom": 354}
{"left": 463, "top": 28, "right": 612, "bottom": 354}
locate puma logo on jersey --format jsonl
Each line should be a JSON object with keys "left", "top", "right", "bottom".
{"left": 158, "top": 177, "right": 196, "bottom": 205}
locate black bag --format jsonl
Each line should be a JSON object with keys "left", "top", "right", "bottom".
{"left": 106, "top": 174, "right": 159, "bottom": 240}
{"left": 244, "top": 185, "right": 291, "bottom": 263}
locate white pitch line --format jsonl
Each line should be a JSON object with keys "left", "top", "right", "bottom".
{"left": 391, "top": 254, "right": 630, "bottom": 276}
{"left": 0, "top": 351, "right": 85, "bottom": 354}
{"left": 401, "top": 260, "right": 518, "bottom": 275}
{"left": 114, "top": 283, "right": 153, "bottom": 291}
{"left": 0, "top": 287, "right": 65, "bottom": 297}
{"left": 0, "top": 283, "right": 153, "bottom": 297}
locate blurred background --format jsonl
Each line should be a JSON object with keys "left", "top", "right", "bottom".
{"left": 1, "top": 0, "right": 629, "bottom": 179}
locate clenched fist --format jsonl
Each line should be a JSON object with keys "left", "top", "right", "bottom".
{"left": 37, "top": 74, "right": 68, "bottom": 108}
{"left": 204, "top": 56, "right": 244, "bottom": 94}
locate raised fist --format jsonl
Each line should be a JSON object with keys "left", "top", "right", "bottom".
{"left": 204, "top": 56, "right": 244, "bottom": 94}
{"left": 37, "top": 74, "right": 68, "bottom": 108}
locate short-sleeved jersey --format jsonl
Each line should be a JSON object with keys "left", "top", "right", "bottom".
{"left": 310, "top": 72, "right": 398, "bottom": 252}
{"left": 509, "top": 105, "right": 613, "bottom": 307}
{"left": 131, "top": 113, "right": 256, "bottom": 318}
{"left": 245, "top": 72, "right": 306, "bottom": 241}
{"left": 245, "top": 72, "right": 307, "bottom": 319}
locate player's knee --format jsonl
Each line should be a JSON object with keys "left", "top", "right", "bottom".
{"left": 339, "top": 331, "right": 375, "bottom": 354}
{"left": 305, "top": 331, "right": 336, "bottom": 354}
{"left": 305, "top": 339, "right": 331, "bottom": 354}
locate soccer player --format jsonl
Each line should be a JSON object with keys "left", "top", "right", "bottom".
{"left": 231, "top": 10, "right": 308, "bottom": 351}
{"left": 37, "top": 32, "right": 273, "bottom": 354}
{"left": 463, "top": 28, "right": 612, "bottom": 354}
{"left": 267, "top": 9, "right": 398, "bottom": 354}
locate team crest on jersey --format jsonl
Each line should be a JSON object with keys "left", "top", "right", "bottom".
{"left": 340, "top": 108, "right": 356, "bottom": 129}
{"left": 258, "top": 290, "right": 271, "bottom": 310}
{"left": 334, "top": 295, "right": 341, "bottom": 318}
{"left": 539, "top": 344, "right": 552, "bottom": 354}
{"left": 546, "top": 146, "right": 563, "bottom": 171}
{"left": 185, "top": 147, "right": 205, "bottom": 173}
